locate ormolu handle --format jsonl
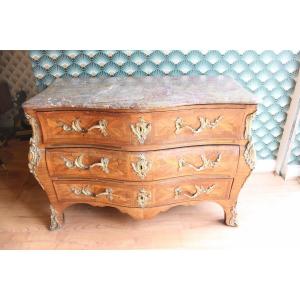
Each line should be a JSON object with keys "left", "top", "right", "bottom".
{"left": 178, "top": 153, "right": 221, "bottom": 172}
{"left": 175, "top": 116, "right": 222, "bottom": 134}
{"left": 174, "top": 184, "right": 215, "bottom": 199}
{"left": 58, "top": 118, "right": 108, "bottom": 136}
{"left": 71, "top": 185, "right": 113, "bottom": 201}
{"left": 63, "top": 154, "right": 109, "bottom": 173}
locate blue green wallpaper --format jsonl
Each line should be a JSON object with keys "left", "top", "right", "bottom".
{"left": 29, "top": 50, "right": 300, "bottom": 163}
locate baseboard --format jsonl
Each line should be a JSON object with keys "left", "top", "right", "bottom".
{"left": 254, "top": 160, "right": 276, "bottom": 173}
{"left": 254, "top": 160, "right": 299, "bottom": 179}
{"left": 284, "top": 165, "right": 300, "bottom": 179}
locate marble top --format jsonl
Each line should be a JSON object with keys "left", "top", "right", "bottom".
{"left": 23, "top": 76, "right": 259, "bottom": 110}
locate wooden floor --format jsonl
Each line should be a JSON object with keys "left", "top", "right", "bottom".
{"left": 0, "top": 139, "right": 299, "bottom": 249}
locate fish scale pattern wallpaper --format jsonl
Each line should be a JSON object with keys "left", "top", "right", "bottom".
{"left": 29, "top": 50, "right": 300, "bottom": 164}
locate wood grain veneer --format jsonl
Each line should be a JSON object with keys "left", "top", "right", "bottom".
{"left": 23, "top": 76, "right": 257, "bottom": 230}
{"left": 38, "top": 108, "right": 246, "bottom": 147}
{"left": 46, "top": 145, "right": 239, "bottom": 181}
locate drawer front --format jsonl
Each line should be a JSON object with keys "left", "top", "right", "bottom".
{"left": 38, "top": 108, "right": 246, "bottom": 147}
{"left": 46, "top": 145, "right": 239, "bottom": 181}
{"left": 53, "top": 177, "right": 233, "bottom": 208}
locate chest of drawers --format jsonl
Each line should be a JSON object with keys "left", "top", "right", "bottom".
{"left": 23, "top": 76, "right": 257, "bottom": 230}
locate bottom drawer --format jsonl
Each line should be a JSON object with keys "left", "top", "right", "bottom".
{"left": 53, "top": 176, "right": 233, "bottom": 208}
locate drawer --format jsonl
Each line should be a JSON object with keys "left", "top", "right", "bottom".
{"left": 38, "top": 108, "right": 246, "bottom": 147}
{"left": 46, "top": 145, "right": 239, "bottom": 181}
{"left": 53, "top": 177, "right": 233, "bottom": 208}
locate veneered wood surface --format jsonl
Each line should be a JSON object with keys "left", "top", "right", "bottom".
{"left": 24, "top": 105, "right": 257, "bottom": 226}
{"left": 38, "top": 108, "right": 246, "bottom": 147}
{"left": 22, "top": 75, "right": 258, "bottom": 228}
{"left": 53, "top": 177, "right": 232, "bottom": 209}
{"left": 46, "top": 145, "right": 239, "bottom": 181}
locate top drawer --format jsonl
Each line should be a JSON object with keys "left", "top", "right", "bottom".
{"left": 37, "top": 108, "right": 246, "bottom": 148}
